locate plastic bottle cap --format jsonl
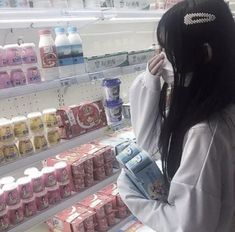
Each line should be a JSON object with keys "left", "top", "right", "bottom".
{"left": 42, "top": 166, "right": 55, "bottom": 174}
{"left": 16, "top": 177, "right": 31, "bottom": 185}
{"left": 38, "top": 30, "right": 51, "bottom": 35}
{"left": 27, "top": 112, "right": 42, "bottom": 118}
{"left": 67, "top": 26, "right": 77, "bottom": 33}
{"left": 55, "top": 27, "right": 65, "bottom": 34}
{"left": 2, "top": 182, "right": 18, "bottom": 191}
{"left": 0, "top": 176, "right": 15, "bottom": 185}
{"left": 12, "top": 116, "right": 27, "bottom": 123}
{"left": 24, "top": 167, "right": 39, "bottom": 176}
{"left": 54, "top": 161, "right": 67, "bottom": 169}
{"left": 30, "top": 172, "right": 42, "bottom": 179}
{"left": 42, "top": 108, "right": 57, "bottom": 114}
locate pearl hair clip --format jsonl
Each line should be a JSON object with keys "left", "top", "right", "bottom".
{"left": 184, "top": 13, "right": 216, "bottom": 25}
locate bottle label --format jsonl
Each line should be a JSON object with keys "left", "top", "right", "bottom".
{"left": 71, "top": 44, "right": 84, "bottom": 64}
{"left": 40, "top": 46, "right": 58, "bottom": 69}
{"left": 56, "top": 45, "right": 73, "bottom": 66}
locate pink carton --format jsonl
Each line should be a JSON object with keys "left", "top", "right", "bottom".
{"left": 2, "top": 183, "right": 20, "bottom": 206}
{"left": 21, "top": 43, "right": 37, "bottom": 64}
{"left": 0, "top": 71, "right": 11, "bottom": 89}
{"left": 59, "top": 182, "right": 71, "bottom": 199}
{"left": 17, "top": 177, "right": 33, "bottom": 200}
{"left": 26, "top": 66, "right": 41, "bottom": 84}
{"left": 5, "top": 44, "right": 22, "bottom": 66}
{"left": 10, "top": 68, "right": 26, "bottom": 86}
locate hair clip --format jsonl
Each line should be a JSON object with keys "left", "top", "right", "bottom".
{"left": 184, "top": 13, "right": 216, "bottom": 25}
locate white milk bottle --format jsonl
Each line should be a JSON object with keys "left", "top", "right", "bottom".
{"left": 38, "top": 29, "right": 59, "bottom": 81}
{"left": 55, "top": 27, "right": 74, "bottom": 78}
{"left": 67, "top": 26, "right": 85, "bottom": 75}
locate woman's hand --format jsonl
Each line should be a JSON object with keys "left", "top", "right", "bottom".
{"left": 148, "top": 52, "right": 165, "bottom": 76}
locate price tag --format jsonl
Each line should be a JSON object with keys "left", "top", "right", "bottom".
{"left": 89, "top": 72, "right": 104, "bottom": 81}
{"left": 60, "top": 77, "right": 77, "bottom": 87}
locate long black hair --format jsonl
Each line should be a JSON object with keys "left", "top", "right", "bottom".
{"left": 157, "top": 0, "right": 235, "bottom": 184}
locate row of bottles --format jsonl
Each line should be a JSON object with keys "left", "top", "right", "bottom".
{"left": 39, "top": 26, "right": 84, "bottom": 81}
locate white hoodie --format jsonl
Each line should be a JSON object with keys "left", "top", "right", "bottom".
{"left": 117, "top": 68, "right": 235, "bottom": 232}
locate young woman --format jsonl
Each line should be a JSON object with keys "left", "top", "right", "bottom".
{"left": 117, "top": 0, "right": 235, "bottom": 231}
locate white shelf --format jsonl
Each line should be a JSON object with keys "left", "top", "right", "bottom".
{"left": 0, "top": 9, "right": 164, "bottom": 28}
{"left": 0, "top": 127, "right": 107, "bottom": 177}
{"left": 0, "top": 63, "right": 146, "bottom": 100}
{"left": 8, "top": 171, "right": 121, "bottom": 232}
{"left": 108, "top": 215, "right": 134, "bottom": 232}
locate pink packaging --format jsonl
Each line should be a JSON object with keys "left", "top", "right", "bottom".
{"left": 0, "top": 189, "right": 6, "bottom": 212}
{"left": 54, "top": 161, "right": 69, "bottom": 184}
{"left": 10, "top": 68, "right": 26, "bottom": 86}
{"left": 116, "top": 206, "right": 127, "bottom": 219}
{"left": 5, "top": 44, "right": 22, "bottom": 66}
{"left": 17, "top": 177, "right": 33, "bottom": 200}
{"left": 59, "top": 183, "right": 71, "bottom": 199}
{"left": 80, "top": 210, "right": 95, "bottom": 231}
{"left": 96, "top": 217, "right": 108, "bottom": 232}
{"left": 47, "top": 185, "right": 61, "bottom": 205}
{"left": 22, "top": 197, "right": 37, "bottom": 217}
{"left": 104, "top": 162, "right": 113, "bottom": 176}
{"left": 80, "top": 194, "right": 106, "bottom": 220}
{"left": 21, "top": 43, "right": 37, "bottom": 64}
{"left": 0, "top": 46, "right": 7, "bottom": 67}
{"left": 2, "top": 183, "right": 20, "bottom": 206}
{"left": 0, "top": 209, "right": 9, "bottom": 231}
{"left": 35, "top": 190, "right": 49, "bottom": 211}
{"left": 116, "top": 194, "right": 125, "bottom": 207}
{"left": 42, "top": 167, "right": 57, "bottom": 187}
{"left": 26, "top": 66, "right": 41, "bottom": 84}
{"left": 94, "top": 166, "right": 106, "bottom": 181}
{"left": 84, "top": 172, "right": 94, "bottom": 187}
{"left": 30, "top": 172, "right": 45, "bottom": 193}
{"left": 107, "top": 212, "right": 116, "bottom": 226}
{"left": 73, "top": 177, "right": 85, "bottom": 192}
{"left": 0, "top": 71, "right": 11, "bottom": 89}
{"left": 71, "top": 160, "right": 85, "bottom": 177}
{"left": 8, "top": 203, "right": 24, "bottom": 225}
{"left": 71, "top": 217, "right": 85, "bottom": 232}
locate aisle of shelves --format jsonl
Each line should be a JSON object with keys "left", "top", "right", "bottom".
{"left": 0, "top": 6, "right": 157, "bottom": 232}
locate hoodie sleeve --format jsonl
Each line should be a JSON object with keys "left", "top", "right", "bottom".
{"left": 117, "top": 124, "right": 222, "bottom": 232}
{"left": 129, "top": 67, "right": 162, "bottom": 155}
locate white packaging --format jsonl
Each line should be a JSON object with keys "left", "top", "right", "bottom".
{"left": 67, "top": 26, "right": 85, "bottom": 75}
{"left": 55, "top": 27, "right": 74, "bottom": 78}
{"left": 85, "top": 52, "right": 128, "bottom": 73}
{"left": 38, "top": 29, "right": 59, "bottom": 81}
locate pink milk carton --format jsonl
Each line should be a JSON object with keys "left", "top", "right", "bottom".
{"left": 10, "top": 68, "right": 26, "bottom": 86}
{"left": 21, "top": 43, "right": 37, "bottom": 64}
{"left": 0, "top": 71, "right": 12, "bottom": 89}
{"left": 5, "top": 44, "right": 22, "bottom": 66}
{"left": 26, "top": 66, "right": 41, "bottom": 84}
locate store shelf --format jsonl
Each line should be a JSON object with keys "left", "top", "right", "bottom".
{"left": 8, "top": 170, "right": 121, "bottom": 232}
{"left": 108, "top": 215, "right": 134, "bottom": 232}
{"left": 0, "top": 63, "right": 146, "bottom": 100}
{"left": 0, "top": 127, "right": 107, "bottom": 177}
{"left": 0, "top": 8, "right": 164, "bottom": 28}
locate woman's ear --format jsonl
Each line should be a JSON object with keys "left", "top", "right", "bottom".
{"left": 203, "top": 43, "right": 213, "bottom": 63}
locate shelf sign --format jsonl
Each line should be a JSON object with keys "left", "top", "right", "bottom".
{"left": 60, "top": 77, "right": 77, "bottom": 87}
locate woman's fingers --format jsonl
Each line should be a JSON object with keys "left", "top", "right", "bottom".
{"left": 150, "top": 59, "right": 164, "bottom": 75}
{"left": 148, "top": 53, "right": 165, "bottom": 75}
